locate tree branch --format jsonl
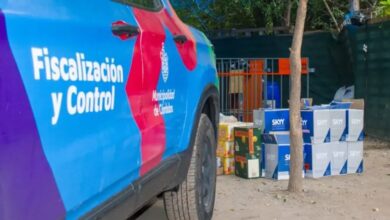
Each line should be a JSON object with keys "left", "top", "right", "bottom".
{"left": 323, "top": 0, "right": 341, "bottom": 32}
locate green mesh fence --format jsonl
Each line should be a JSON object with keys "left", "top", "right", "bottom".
{"left": 348, "top": 21, "right": 390, "bottom": 140}
{"left": 212, "top": 21, "right": 390, "bottom": 140}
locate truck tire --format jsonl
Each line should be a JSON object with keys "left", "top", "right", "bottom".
{"left": 163, "top": 114, "right": 217, "bottom": 220}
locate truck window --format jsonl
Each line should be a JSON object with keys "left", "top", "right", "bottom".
{"left": 117, "top": 0, "right": 162, "bottom": 11}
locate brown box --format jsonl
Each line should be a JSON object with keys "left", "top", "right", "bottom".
{"left": 288, "top": 98, "right": 313, "bottom": 109}
{"left": 342, "top": 99, "right": 365, "bottom": 110}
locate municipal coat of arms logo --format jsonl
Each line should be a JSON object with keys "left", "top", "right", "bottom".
{"left": 161, "top": 43, "right": 169, "bottom": 83}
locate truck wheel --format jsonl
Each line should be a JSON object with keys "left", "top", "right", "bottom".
{"left": 163, "top": 114, "right": 217, "bottom": 220}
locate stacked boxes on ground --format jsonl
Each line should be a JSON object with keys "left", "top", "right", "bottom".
{"left": 345, "top": 108, "right": 364, "bottom": 174}
{"left": 262, "top": 133, "right": 294, "bottom": 180}
{"left": 218, "top": 122, "right": 252, "bottom": 175}
{"left": 302, "top": 107, "right": 332, "bottom": 178}
{"left": 218, "top": 123, "right": 237, "bottom": 175}
{"left": 219, "top": 101, "right": 364, "bottom": 180}
{"left": 234, "top": 127, "right": 262, "bottom": 179}
{"left": 254, "top": 109, "right": 291, "bottom": 180}
{"left": 254, "top": 101, "right": 364, "bottom": 180}
{"left": 329, "top": 107, "right": 348, "bottom": 176}
{"left": 302, "top": 103, "right": 365, "bottom": 178}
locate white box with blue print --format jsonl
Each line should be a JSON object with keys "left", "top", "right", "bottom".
{"left": 330, "top": 141, "right": 348, "bottom": 175}
{"left": 347, "top": 141, "right": 364, "bottom": 174}
{"left": 346, "top": 109, "right": 364, "bottom": 142}
{"left": 253, "top": 109, "right": 290, "bottom": 134}
{"left": 262, "top": 132, "right": 304, "bottom": 180}
{"left": 301, "top": 108, "right": 331, "bottom": 144}
{"left": 330, "top": 109, "right": 348, "bottom": 142}
{"left": 263, "top": 133, "right": 291, "bottom": 180}
{"left": 304, "top": 142, "right": 332, "bottom": 178}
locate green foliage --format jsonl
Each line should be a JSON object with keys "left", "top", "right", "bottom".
{"left": 173, "top": 0, "right": 384, "bottom": 33}
{"left": 379, "top": 0, "right": 390, "bottom": 16}
{"left": 175, "top": 0, "right": 292, "bottom": 32}
{"left": 306, "top": 0, "right": 348, "bottom": 31}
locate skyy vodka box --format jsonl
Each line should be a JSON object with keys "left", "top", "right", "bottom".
{"left": 304, "top": 142, "right": 332, "bottom": 178}
{"left": 301, "top": 108, "right": 331, "bottom": 144}
{"left": 346, "top": 109, "right": 364, "bottom": 142}
{"left": 253, "top": 109, "right": 290, "bottom": 133}
{"left": 262, "top": 133, "right": 292, "bottom": 180}
{"left": 330, "top": 142, "right": 348, "bottom": 176}
{"left": 330, "top": 109, "right": 348, "bottom": 142}
{"left": 347, "top": 141, "right": 364, "bottom": 174}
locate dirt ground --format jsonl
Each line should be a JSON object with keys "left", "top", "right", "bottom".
{"left": 138, "top": 138, "right": 390, "bottom": 220}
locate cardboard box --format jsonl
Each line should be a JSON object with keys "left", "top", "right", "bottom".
{"left": 218, "top": 122, "right": 253, "bottom": 141}
{"left": 217, "top": 141, "right": 234, "bottom": 158}
{"left": 235, "top": 155, "right": 260, "bottom": 179}
{"left": 301, "top": 108, "right": 331, "bottom": 144}
{"left": 262, "top": 133, "right": 291, "bottom": 180}
{"left": 234, "top": 126, "right": 262, "bottom": 158}
{"left": 219, "top": 122, "right": 240, "bottom": 141}
{"left": 330, "top": 109, "right": 348, "bottom": 142}
{"left": 304, "top": 143, "right": 332, "bottom": 178}
{"left": 346, "top": 109, "right": 364, "bottom": 142}
{"left": 222, "top": 157, "right": 235, "bottom": 175}
{"left": 331, "top": 142, "right": 348, "bottom": 176}
{"left": 217, "top": 156, "right": 224, "bottom": 176}
{"left": 347, "top": 141, "right": 364, "bottom": 174}
{"left": 233, "top": 126, "right": 263, "bottom": 179}
{"left": 253, "top": 109, "right": 290, "bottom": 133}
{"left": 342, "top": 99, "right": 365, "bottom": 110}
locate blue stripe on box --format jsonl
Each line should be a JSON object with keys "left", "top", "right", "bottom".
{"left": 357, "top": 160, "right": 364, "bottom": 173}
{"left": 272, "top": 166, "right": 278, "bottom": 180}
{"left": 358, "top": 131, "right": 365, "bottom": 141}
{"left": 324, "top": 129, "right": 331, "bottom": 143}
{"left": 340, "top": 160, "right": 348, "bottom": 175}
{"left": 324, "top": 162, "right": 331, "bottom": 176}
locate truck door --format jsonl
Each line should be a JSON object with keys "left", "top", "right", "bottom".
{"left": 0, "top": 0, "right": 143, "bottom": 219}
{"left": 125, "top": 0, "right": 198, "bottom": 175}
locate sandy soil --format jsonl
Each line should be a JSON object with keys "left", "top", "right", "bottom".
{"left": 138, "top": 138, "right": 390, "bottom": 220}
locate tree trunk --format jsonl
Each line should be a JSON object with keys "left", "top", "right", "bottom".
{"left": 284, "top": 0, "right": 292, "bottom": 29}
{"left": 288, "top": 0, "right": 308, "bottom": 193}
{"left": 349, "top": 0, "right": 360, "bottom": 12}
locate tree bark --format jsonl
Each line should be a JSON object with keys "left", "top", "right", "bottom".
{"left": 288, "top": 0, "right": 308, "bottom": 193}
{"left": 349, "top": 0, "right": 360, "bottom": 12}
{"left": 284, "top": 0, "right": 293, "bottom": 29}
{"left": 323, "top": 0, "right": 341, "bottom": 32}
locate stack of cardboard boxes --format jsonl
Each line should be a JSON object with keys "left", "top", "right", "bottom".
{"left": 262, "top": 132, "right": 295, "bottom": 180}
{"left": 218, "top": 122, "right": 252, "bottom": 175}
{"left": 329, "top": 108, "right": 348, "bottom": 176}
{"left": 254, "top": 109, "right": 291, "bottom": 180}
{"left": 302, "top": 107, "right": 333, "bottom": 178}
{"left": 302, "top": 104, "right": 365, "bottom": 178}
{"left": 218, "top": 123, "right": 237, "bottom": 175}
{"left": 218, "top": 100, "right": 364, "bottom": 180}
{"left": 245, "top": 100, "right": 364, "bottom": 181}
{"left": 345, "top": 108, "right": 365, "bottom": 174}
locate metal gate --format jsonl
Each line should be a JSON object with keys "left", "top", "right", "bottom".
{"left": 217, "top": 58, "right": 310, "bottom": 122}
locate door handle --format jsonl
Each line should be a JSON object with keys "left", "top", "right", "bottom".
{"left": 173, "top": 34, "right": 188, "bottom": 44}
{"left": 112, "top": 22, "right": 139, "bottom": 39}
